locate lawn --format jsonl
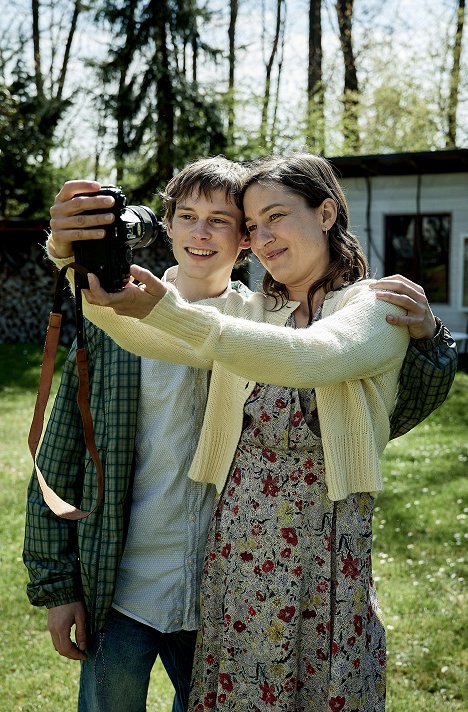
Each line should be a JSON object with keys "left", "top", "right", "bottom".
{"left": 0, "top": 344, "right": 466, "bottom": 711}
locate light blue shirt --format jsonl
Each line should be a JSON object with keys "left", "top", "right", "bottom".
{"left": 112, "top": 356, "right": 216, "bottom": 632}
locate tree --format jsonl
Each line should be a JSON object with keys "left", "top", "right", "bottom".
{"left": 92, "top": 0, "right": 227, "bottom": 202}
{"left": 227, "top": 0, "right": 239, "bottom": 141}
{"left": 446, "top": 0, "right": 465, "bottom": 147}
{"left": 259, "top": 0, "right": 286, "bottom": 150}
{"left": 307, "top": 0, "right": 324, "bottom": 153}
{"left": 336, "top": 0, "right": 360, "bottom": 153}
{"left": 0, "top": 0, "right": 84, "bottom": 216}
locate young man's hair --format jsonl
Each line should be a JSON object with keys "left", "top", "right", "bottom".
{"left": 161, "top": 156, "right": 250, "bottom": 267}
{"left": 161, "top": 155, "right": 248, "bottom": 226}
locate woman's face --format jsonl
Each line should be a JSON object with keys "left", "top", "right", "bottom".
{"left": 243, "top": 182, "right": 334, "bottom": 300}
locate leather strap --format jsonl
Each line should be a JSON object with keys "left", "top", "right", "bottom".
{"left": 28, "top": 264, "right": 104, "bottom": 520}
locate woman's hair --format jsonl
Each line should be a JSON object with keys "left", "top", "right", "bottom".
{"left": 242, "top": 153, "right": 369, "bottom": 322}
{"left": 161, "top": 156, "right": 250, "bottom": 267}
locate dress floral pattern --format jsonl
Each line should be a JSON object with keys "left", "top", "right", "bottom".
{"left": 189, "top": 322, "right": 386, "bottom": 711}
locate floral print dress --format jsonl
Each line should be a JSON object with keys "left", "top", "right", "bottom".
{"left": 189, "top": 324, "right": 386, "bottom": 712}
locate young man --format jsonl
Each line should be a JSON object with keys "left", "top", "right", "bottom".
{"left": 23, "top": 157, "right": 457, "bottom": 712}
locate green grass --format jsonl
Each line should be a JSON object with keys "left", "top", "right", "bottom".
{"left": 0, "top": 344, "right": 466, "bottom": 710}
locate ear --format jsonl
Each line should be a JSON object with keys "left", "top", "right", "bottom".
{"left": 166, "top": 222, "right": 174, "bottom": 240}
{"left": 320, "top": 198, "right": 337, "bottom": 232}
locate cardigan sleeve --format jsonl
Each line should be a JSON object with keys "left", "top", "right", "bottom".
{"left": 140, "top": 282, "right": 410, "bottom": 388}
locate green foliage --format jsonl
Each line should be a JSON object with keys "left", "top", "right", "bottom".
{"left": 0, "top": 78, "right": 64, "bottom": 218}
{"left": 0, "top": 43, "right": 74, "bottom": 217}
{"left": 360, "top": 81, "right": 441, "bottom": 155}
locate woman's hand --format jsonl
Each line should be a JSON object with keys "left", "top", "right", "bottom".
{"left": 369, "top": 274, "right": 437, "bottom": 339}
{"left": 84, "top": 265, "right": 168, "bottom": 319}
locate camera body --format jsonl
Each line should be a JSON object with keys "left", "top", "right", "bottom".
{"left": 73, "top": 186, "right": 160, "bottom": 292}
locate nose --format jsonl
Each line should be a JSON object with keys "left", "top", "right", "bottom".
{"left": 250, "top": 224, "right": 274, "bottom": 252}
{"left": 191, "top": 219, "right": 212, "bottom": 240}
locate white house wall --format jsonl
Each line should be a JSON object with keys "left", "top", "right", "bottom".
{"left": 341, "top": 172, "right": 468, "bottom": 334}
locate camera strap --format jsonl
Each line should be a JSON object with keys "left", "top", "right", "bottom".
{"left": 28, "top": 264, "right": 104, "bottom": 520}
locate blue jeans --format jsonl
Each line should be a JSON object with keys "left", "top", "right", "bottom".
{"left": 78, "top": 608, "right": 197, "bottom": 712}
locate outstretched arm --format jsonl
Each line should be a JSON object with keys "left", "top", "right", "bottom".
{"left": 370, "top": 275, "right": 457, "bottom": 438}
{"left": 83, "top": 266, "right": 409, "bottom": 388}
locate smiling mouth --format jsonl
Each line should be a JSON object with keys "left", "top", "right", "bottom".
{"left": 265, "top": 248, "right": 287, "bottom": 260}
{"left": 186, "top": 247, "right": 217, "bottom": 256}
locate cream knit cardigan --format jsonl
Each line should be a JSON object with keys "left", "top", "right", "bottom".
{"left": 52, "top": 254, "right": 409, "bottom": 500}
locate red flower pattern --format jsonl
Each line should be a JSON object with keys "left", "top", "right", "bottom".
{"left": 304, "top": 471, "right": 318, "bottom": 485}
{"left": 233, "top": 620, "right": 246, "bottom": 633}
{"left": 262, "top": 559, "right": 275, "bottom": 573}
{"left": 281, "top": 527, "right": 298, "bottom": 545}
{"left": 277, "top": 605, "right": 296, "bottom": 622}
{"left": 219, "top": 672, "right": 233, "bottom": 691}
{"left": 260, "top": 681, "right": 277, "bottom": 704}
{"left": 262, "top": 447, "right": 277, "bottom": 462}
{"left": 341, "top": 552, "right": 361, "bottom": 579}
{"left": 203, "top": 691, "right": 216, "bottom": 708}
{"left": 261, "top": 474, "right": 280, "bottom": 496}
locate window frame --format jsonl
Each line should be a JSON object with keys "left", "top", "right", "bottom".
{"left": 384, "top": 212, "right": 451, "bottom": 305}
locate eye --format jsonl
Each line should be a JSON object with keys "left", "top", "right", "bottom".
{"left": 179, "top": 213, "right": 194, "bottom": 221}
{"left": 211, "top": 218, "right": 228, "bottom": 224}
{"left": 269, "top": 212, "right": 284, "bottom": 222}
{"left": 246, "top": 224, "right": 257, "bottom": 234}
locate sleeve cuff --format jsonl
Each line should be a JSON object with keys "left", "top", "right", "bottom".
{"left": 409, "top": 316, "right": 445, "bottom": 352}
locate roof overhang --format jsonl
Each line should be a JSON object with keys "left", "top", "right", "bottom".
{"left": 328, "top": 149, "right": 468, "bottom": 178}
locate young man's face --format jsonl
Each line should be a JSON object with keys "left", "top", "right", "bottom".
{"left": 167, "top": 188, "right": 250, "bottom": 298}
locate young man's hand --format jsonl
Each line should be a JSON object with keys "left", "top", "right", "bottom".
{"left": 84, "top": 265, "right": 168, "bottom": 319}
{"left": 369, "top": 274, "right": 437, "bottom": 340}
{"left": 48, "top": 180, "right": 116, "bottom": 259}
{"left": 47, "top": 601, "right": 87, "bottom": 660}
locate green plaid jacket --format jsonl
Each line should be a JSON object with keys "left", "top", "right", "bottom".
{"left": 23, "top": 317, "right": 457, "bottom": 634}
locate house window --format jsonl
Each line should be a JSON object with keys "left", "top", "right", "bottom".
{"left": 385, "top": 214, "right": 450, "bottom": 303}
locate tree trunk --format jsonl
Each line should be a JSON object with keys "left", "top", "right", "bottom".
{"left": 271, "top": 7, "right": 286, "bottom": 150}
{"left": 260, "top": 0, "right": 284, "bottom": 148}
{"left": 446, "top": 0, "right": 465, "bottom": 147}
{"left": 155, "top": 4, "right": 174, "bottom": 185}
{"left": 336, "top": 0, "right": 360, "bottom": 152}
{"left": 114, "top": 0, "right": 138, "bottom": 183}
{"left": 307, "top": 0, "right": 324, "bottom": 153}
{"left": 228, "top": 0, "right": 239, "bottom": 139}
{"left": 192, "top": 33, "right": 198, "bottom": 82}
{"left": 56, "top": 0, "right": 81, "bottom": 103}
{"left": 31, "top": 0, "right": 43, "bottom": 99}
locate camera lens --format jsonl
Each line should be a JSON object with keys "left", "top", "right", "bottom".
{"left": 127, "top": 206, "right": 159, "bottom": 247}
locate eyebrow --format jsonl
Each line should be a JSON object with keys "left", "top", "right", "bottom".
{"left": 244, "top": 203, "right": 285, "bottom": 222}
{"left": 176, "top": 205, "right": 237, "bottom": 218}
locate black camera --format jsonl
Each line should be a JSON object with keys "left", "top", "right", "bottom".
{"left": 73, "top": 186, "right": 161, "bottom": 292}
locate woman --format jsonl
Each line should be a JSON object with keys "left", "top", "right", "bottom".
{"left": 53, "top": 154, "right": 411, "bottom": 710}
{"left": 175, "top": 155, "right": 403, "bottom": 711}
